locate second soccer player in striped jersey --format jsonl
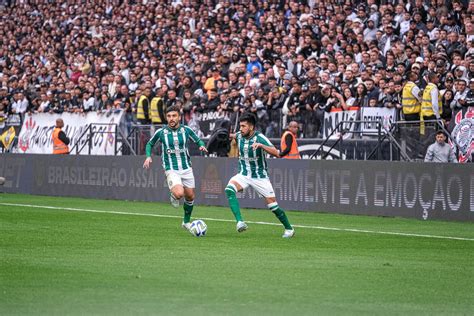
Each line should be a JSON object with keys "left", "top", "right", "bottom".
{"left": 225, "top": 112, "right": 295, "bottom": 238}
{"left": 143, "top": 105, "right": 208, "bottom": 232}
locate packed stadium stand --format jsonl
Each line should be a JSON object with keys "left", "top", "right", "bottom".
{"left": 0, "top": 0, "right": 472, "bottom": 161}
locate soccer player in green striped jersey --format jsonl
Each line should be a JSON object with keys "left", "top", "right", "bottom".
{"left": 143, "top": 105, "right": 208, "bottom": 232}
{"left": 225, "top": 112, "right": 295, "bottom": 238}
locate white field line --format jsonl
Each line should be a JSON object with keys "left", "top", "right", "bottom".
{"left": 1, "top": 202, "right": 473, "bottom": 241}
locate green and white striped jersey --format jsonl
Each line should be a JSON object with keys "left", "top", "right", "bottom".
{"left": 236, "top": 131, "right": 274, "bottom": 179}
{"left": 146, "top": 125, "right": 205, "bottom": 171}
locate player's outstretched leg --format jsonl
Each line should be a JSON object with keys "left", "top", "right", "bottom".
{"left": 225, "top": 183, "right": 247, "bottom": 232}
{"left": 268, "top": 202, "right": 294, "bottom": 238}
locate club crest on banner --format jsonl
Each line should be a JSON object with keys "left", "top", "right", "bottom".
{"left": 450, "top": 108, "right": 474, "bottom": 163}
{"left": 18, "top": 116, "right": 36, "bottom": 152}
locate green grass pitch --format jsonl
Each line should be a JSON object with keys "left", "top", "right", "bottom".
{"left": 1, "top": 193, "right": 473, "bottom": 315}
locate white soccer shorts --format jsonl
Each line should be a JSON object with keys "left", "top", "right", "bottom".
{"left": 165, "top": 168, "right": 195, "bottom": 189}
{"left": 229, "top": 173, "right": 276, "bottom": 198}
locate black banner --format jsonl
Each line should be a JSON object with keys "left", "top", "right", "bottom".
{"left": 194, "top": 112, "right": 231, "bottom": 138}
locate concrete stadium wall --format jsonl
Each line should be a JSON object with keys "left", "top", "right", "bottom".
{"left": 0, "top": 154, "right": 472, "bottom": 222}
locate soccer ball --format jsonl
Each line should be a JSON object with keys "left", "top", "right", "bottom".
{"left": 189, "top": 219, "right": 207, "bottom": 237}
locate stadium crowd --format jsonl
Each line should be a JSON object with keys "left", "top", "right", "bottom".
{"left": 0, "top": 0, "right": 473, "bottom": 139}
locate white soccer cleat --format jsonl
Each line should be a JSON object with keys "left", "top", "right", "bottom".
{"left": 282, "top": 229, "right": 295, "bottom": 238}
{"left": 182, "top": 222, "right": 192, "bottom": 233}
{"left": 170, "top": 193, "right": 179, "bottom": 208}
{"left": 236, "top": 221, "right": 248, "bottom": 232}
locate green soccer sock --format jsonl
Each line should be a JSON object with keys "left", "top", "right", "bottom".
{"left": 268, "top": 202, "right": 292, "bottom": 230}
{"left": 183, "top": 200, "right": 194, "bottom": 223}
{"left": 225, "top": 185, "right": 243, "bottom": 222}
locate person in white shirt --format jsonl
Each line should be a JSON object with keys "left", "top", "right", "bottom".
{"left": 128, "top": 73, "right": 139, "bottom": 92}
{"left": 393, "top": 4, "right": 405, "bottom": 27}
{"left": 399, "top": 12, "right": 411, "bottom": 37}
{"left": 11, "top": 92, "right": 29, "bottom": 114}
{"left": 108, "top": 74, "right": 122, "bottom": 99}
{"left": 363, "top": 19, "right": 378, "bottom": 42}
{"left": 38, "top": 92, "right": 51, "bottom": 112}
{"left": 369, "top": 5, "right": 380, "bottom": 27}
{"left": 119, "top": 60, "right": 130, "bottom": 85}
{"left": 450, "top": 78, "right": 468, "bottom": 110}
{"left": 154, "top": 68, "right": 173, "bottom": 90}
{"left": 82, "top": 91, "right": 95, "bottom": 112}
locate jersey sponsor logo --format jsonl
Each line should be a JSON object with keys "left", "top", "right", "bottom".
{"left": 166, "top": 148, "right": 187, "bottom": 154}
{"left": 239, "top": 157, "right": 259, "bottom": 162}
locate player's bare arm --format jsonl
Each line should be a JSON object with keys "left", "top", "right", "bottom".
{"left": 251, "top": 142, "right": 279, "bottom": 157}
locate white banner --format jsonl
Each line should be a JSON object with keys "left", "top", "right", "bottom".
{"left": 17, "top": 111, "right": 124, "bottom": 155}
{"left": 322, "top": 109, "right": 359, "bottom": 139}
{"left": 360, "top": 107, "right": 397, "bottom": 135}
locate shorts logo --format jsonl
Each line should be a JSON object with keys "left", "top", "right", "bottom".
{"left": 169, "top": 180, "right": 173, "bottom": 187}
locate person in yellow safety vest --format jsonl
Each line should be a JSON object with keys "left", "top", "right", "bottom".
{"left": 280, "top": 121, "right": 301, "bottom": 159}
{"left": 421, "top": 72, "right": 442, "bottom": 121}
{"left": 402, "top": 71, "right": 422, "bottom": 121}
{"left": 150, "top": 89, "right": 166, "bottom": 124}
{"left": 52, "top": 118, "right": 70, "bottom": 154}
{"left": 136, "top": 87, "right": 152, "bottom": 124}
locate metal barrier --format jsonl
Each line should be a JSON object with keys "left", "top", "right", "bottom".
{"left": 309, "top": 118, "right": 460, "bottom": 161}
{"left": 69, "top": 123, "right": 135, "bottom": 155}
{"left": 310, "top": 119, "right": 391, "bottom": 160}
{"left": 122, "top": 124, "right": 164, "bottom": 156}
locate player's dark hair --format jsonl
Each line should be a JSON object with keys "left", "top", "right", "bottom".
{"left": 166, "top": 105, "right": 180, "bottom": 114}
{"left": 239, "top": 112, "right": 257, "bottom": 126}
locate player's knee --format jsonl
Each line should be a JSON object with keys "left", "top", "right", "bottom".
{"left": 172, "top": 187, "right": 184, "bottom": 199}
{"left": 225, "top": 184, "right": 237, "bottom": 198}
{"left": 185, "top": 192, "right": 195, "bottom": 201}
